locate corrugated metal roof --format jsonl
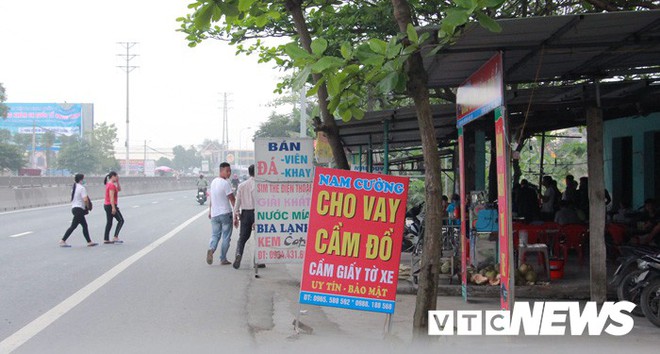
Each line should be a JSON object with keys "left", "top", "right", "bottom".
{"left": 425, "top": 11, "right": 660, "bottom": 87}
{"left": 338, "top": 11, "right": 660, "bottom": 151}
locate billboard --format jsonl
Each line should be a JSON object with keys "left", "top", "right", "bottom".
{"left": 2, "top": 103, "right": 84, "bottom": 136}
{"left": 299, "top": 167, "right": 409, "bottom": 314}
{"left": 456, "top": 52, "right": 503, "bottom": 128}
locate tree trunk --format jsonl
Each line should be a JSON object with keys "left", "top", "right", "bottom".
{"left": 285, "top": 0, "right": 350, "bottom": 170}
{"left": 587, "top": 106, "right": 607, "bottom": 303}
{"left": 392, "top": 0, "right": 444, "bottom": 339}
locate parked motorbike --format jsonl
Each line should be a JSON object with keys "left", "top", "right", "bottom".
{"left": 196, "top": 188, "right": 208, "bottom": 205}
{"left": 639, "top": 255, "right": 660, "bottom": 327}
{"left": 612, "top": 244, "right": 660, "bottom": 288}
{"left": 402, "top": 202, "right": 424, "bottom": 253}
{"left": 617, "top": 253, "right": 660, "bottom": 317}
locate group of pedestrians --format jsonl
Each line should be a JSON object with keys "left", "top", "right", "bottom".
{"left": 205, "top": 162, "right": 256, "bottom": 270}
{"left": 59, "top": 171, "right": 125, "bottom": 247}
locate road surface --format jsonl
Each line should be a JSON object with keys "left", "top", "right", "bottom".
{"left": 1, "top": 190, "right": 659, "bottom": 354}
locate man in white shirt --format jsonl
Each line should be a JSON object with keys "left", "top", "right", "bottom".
{"left": 232, "top": 164, "right": 256, "bottom": 269}
{"left": 207, "top": 162, "right": 236, "bottom": 265}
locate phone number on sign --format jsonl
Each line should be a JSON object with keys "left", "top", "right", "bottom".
{"left": 258, "top": 250, "right": 304, "bottom": 260}
{"left": 301, "top": 294, "right": 393, "bottom": 311}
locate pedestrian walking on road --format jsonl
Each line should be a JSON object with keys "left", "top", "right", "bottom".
{"left": 207, "top": 162, "right": 236, "bottom": 265}
{"left": 233, "top": 164, "right": 255, "bottom": 269}
{"left": 103, "top": 171, "right": 125, "bottom": 244}
{"left": 60, "top": 174, "right": 98, "bottom": 247}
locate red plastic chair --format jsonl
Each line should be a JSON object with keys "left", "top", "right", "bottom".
{"left": 559, "top": 224, "right": 588, "bottom": 265}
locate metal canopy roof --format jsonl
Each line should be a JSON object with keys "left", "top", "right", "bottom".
{"left": 425, "top": 10, "right": 660, "bottom": 88}
{"left": 338, "top": 11, "right": 660, "bottom": 151}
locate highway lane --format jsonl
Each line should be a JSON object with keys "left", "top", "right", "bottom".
{"left": 0, "top": 189, "right": 256, "bottom": 352}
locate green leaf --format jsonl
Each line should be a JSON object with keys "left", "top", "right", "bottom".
{"left": 311, "top": 56, "right": 344, "bottom": 74}
{"left": 402, "top": 44, "right": 418, "bottom": 56}
{"left": 311, "top": 38, "right": 328, "bottom": 56}
{"left": 454, "top": 0, "right": 478, "bottom": 11}
{"left": 444, "top": 8, "right": 470, "bottom": 28}
{"left": 343, "top": 64, "right": 360, "bottom": 75}
{"left": 419, "top": 32, "right": 430, "bottom": 44}
{"left": 339, "top": 105, "right": 352, "bottom": 122}
{"left": 377, "top": 71, "right": 400, "bottom": 93}
{"left": 479, "top": 0, "right": 506, "bottom": 8}
{"left": 284, "top": 43, "right": 312, "bottom": 60}
{"left": 340, "top": 42, "right": 353, "bottom": 60}
{"left": 193, "top": 4, "right": 214, "bottom": 29}
{"left": 328, "top": 95, "right": 341, "bottom": 113}
{"left": 406, "top": 23, "right": 419, "bottom": 44}
{"left": 238, "top": 0, "right": 257, "bottom": 11}
{"left": 326, "top": 74, "right": 340, "bottom": 96}
{"left": 361, "top": 53, "right": 385, "bottom": 67}
{"left": 218, "top": 2, "right": 239, "bottom": 17}
{"left": 368, "top": 39, "right": 388, "bottom": 55}
{"left": 255, "top": 15, "right": 269, "bottom": 27}
{"left": 293, "top": 66, "right": 312, "bottom": 90}
{"left": 475, "top": 11, "right": 502, "bottom": 33}
{"left": 307, "top": 78, "right": 324, "bottom": 97}
{"left": 385, "top": 37, "right": 400, "bottom": 59}
{"left": 425, "top": 44, "right": 444, "bottom": 58}
{"left": 352, "top": 107, "right": 365, "bottom": 120}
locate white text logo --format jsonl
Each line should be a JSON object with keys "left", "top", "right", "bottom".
{"left": 428, "top": 301, "right": 635, "bottom": 336}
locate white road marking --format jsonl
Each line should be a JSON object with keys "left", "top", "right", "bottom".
{"left": 9, "top": 231, "right": 33, "bottom": 238}
{"left": 132, "top": 205, "right": 140, "bottom": 208}
{"left": 0, "top": 209, "right": 207, "bottom": 353}
{"left": 151, "top": 201, "right": 159, "bottom": 204}
{"left": 168, "top": 198, "right": 174, "bottom": 201}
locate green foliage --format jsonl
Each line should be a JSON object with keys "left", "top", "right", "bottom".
{"left": 0, "top": 142, "right": 25, "bottom": 171}
{"left": 172, "top": 145, "right": 201, "bottom": 171}
{"left": 156, "top": 157, "right": 173, "bottom": 167}
{"left": 407, "top": 178, "right": 426, "bottom": 206}
{"left": 56, "top": 136, "right": 99, "bottom": 174}
{"left": 54, "top": 123, "right": 119, "bottom": 174}
{"left": 90, "top": 122, "right": 119, "bottom": 173}
{"left": 0, "top": 83, "right": 7, "bottom": 119}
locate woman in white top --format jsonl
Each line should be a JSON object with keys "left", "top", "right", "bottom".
{"left": 59, "top": 174, "right": 98, "bottom": 247}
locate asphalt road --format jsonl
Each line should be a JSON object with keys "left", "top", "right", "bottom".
{"left": 0, "top": 190, "right": 255, "bottom": 353}
{"left": 1, "top": 190, "right": 659, "bottom": 354}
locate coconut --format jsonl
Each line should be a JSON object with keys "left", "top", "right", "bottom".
{"left": 519, "top": 263, "right": 533, "bottom": 275}
{"left": 485, "top": 270, "right": 498, "bottom": 280}
{"left": 441, "top": 261, "right": 451, "bottom": 274}
{"left": 489, "top": 277, "right": 501, "bottom": 286}
{"left": 525, "top": 270, "right": 538, "bottom": 283}
{"left": 472, "top": 273, "right": 489, "bottom": 285}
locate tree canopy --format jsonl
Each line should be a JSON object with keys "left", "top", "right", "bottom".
{"left": 0, "top": 83, "right": 8, "bottom": 119}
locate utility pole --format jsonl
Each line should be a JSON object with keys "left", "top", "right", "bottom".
{"left": 221, "top": 92, "right": 230, "bottom": 149}
{"left": 117, "top": 42, "right": 138, "bottom": 176}
{"left": 218, "top": 93, "right": 231, "bottom": 166}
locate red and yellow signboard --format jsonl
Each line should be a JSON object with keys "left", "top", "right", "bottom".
{"left": 495, "top": 106, "right": 513, "bottom": 310}
{"left": 299, "top": 167, "right": 408, "bottom": 314}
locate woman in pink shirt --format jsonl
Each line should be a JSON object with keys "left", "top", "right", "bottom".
{"left": 103, "top": 171, "right": 125, "bottom": 244}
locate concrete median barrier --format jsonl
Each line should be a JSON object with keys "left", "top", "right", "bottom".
{"left": 0, "top": 176, "right": 199, "bottom": 211}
